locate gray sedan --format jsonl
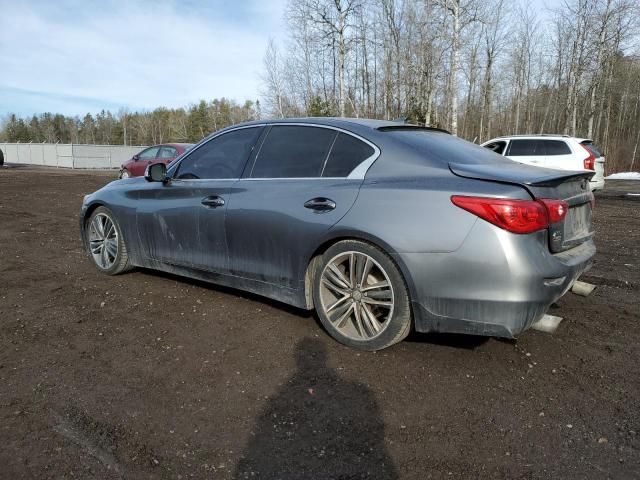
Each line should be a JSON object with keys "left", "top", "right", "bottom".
{"left": 80, "top": 118, "right": 595, "bottom": 350}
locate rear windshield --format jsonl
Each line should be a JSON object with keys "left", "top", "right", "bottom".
{"left": 580, "top": 141, "right": 602, "bottom": 158}
{"left": 382, "top": 129, "right": 510, "bottom": 165}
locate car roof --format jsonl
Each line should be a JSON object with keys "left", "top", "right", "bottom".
{"left": 492, "top": 134, "right": 570, "bottom": 139}
{"left": 206, "top": 117, "right": 449, "bottom": 141}
{"left": 488, "top": 134, "right": 595, "bottom": 141}
{"left": 228, "top": 117, "right": 404, "bottom": 130}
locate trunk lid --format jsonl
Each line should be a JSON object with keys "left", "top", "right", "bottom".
{"left": 449, "top": 162, "right": 594, "bottom": 253}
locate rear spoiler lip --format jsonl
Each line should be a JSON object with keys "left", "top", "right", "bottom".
{"left": 527, "top": 171, "right": 595, "bottom": 187}
{"left": 377, "top": 125, "right": 451, "bottom": 135}
{"left": 449, "top": 162, "right": 594, "bottom": 188}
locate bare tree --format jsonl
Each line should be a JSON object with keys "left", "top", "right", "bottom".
{"left": 435, "top": 0, "right": 482, "bottom": 135}
{"left": 261, "top": 39, "right": 289, "bottom": 118}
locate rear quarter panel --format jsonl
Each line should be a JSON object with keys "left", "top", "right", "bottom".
{"left": 334, "top": 168, "right": 531, "bottom": 254}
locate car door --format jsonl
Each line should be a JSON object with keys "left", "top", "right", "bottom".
{"left": 226, "top": 124, "right": 376, "bottom": 290}
{"left": 542, "top": 139, "right": 573, "bottom": 171}
{"left": 135, "top": 126, "right": 263, "bottom": 271}
{"left": 131, "top": 146, "right": 161, "bottom": 176}
{"left": 505, "top": 139, "right": 545, "bottom": 167}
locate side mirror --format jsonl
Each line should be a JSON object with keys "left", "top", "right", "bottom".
{"left": 132, "top": 154, "right": 139, "bottom": 161}
{"left": 145, "top": 162, "right": 168, "bottom": 183}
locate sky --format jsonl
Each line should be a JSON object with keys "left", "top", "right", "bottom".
{"left": 0, "top": 0, "right": 287, "bottom": 117}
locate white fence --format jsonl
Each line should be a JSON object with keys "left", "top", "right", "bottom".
{"left": 0, "top": 143, "right": 148, "bottom": 169}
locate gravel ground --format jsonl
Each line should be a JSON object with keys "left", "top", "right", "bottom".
{"left": 0, "top": 166, "right": 639, "bottom": 479}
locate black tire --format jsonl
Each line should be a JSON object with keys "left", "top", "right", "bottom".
{"left": 85, "top": 206, "right": 132, "bottom": 275}
{"left": 119, "top": 169, "right": 131, "bottom": 179}
{"left": 312, "top": 239, "right": 412, "bottom": 350}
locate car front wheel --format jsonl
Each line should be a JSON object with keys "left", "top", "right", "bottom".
{"left": 313, "top": 240, "right": 412, "bottom": 350}
{"left": 119, "top": 169, "right": 131, "bottom": 179}
{"left": 85, "top": 206, "right": 132, "bottom": 275}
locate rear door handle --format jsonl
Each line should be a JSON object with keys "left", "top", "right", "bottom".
{"left": 201, "top": 195, "right": 225, "bottom": 208}
{"left": 304, "top": 197, "right": 336, "bottom": 212}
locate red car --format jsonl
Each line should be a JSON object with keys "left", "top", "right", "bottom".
{"left": 119, "top": 143, "right": 193, "bottom": 178}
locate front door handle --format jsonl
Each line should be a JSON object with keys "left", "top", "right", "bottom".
{"left": 304, "top": 197, "right": 336, "bottom": 212}
{"left": 201, "top": 195, "right": 225, "bottom": 208}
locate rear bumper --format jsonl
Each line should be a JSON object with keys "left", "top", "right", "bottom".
{"left": 395, "top": 221, "right": 595, "bottom": 338}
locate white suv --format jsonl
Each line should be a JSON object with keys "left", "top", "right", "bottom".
{"left": 481, "top": 135, "right": 605, "bottom": 190}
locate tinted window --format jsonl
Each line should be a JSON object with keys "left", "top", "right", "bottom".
{"left": 176, "top": 127, "right": 261, "bottom": 179}
{"left": 158, "top": 146, "right": 177, "bottom": 158}
{"left": 544, "top": 140, "right": 571, "bottom": 155}
{"left": 139, "top": 147, "right": 160, "bottom": 159}
{"left": 581, "top": 141, "right": 602, "bottom": 157}
{"left": 507, "top": 139, "right": 545, "bottom": 156}
{"left": 251, "top": 126, "right": 336, "bottom": 178}
{"left": 382, "top": 129, "right": 511, "bottom": 166}
{"left": 322, "top": 133, "right": 374, "bottom": 177}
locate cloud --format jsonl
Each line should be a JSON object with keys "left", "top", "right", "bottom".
{"left": 0, "top": 0, "right": 286, "bottom": 116}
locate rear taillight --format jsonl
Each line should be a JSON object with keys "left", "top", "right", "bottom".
{"left": 580, "top": 144, "right": 596, "bottom": 170}
{"left": 451, "top": 196, "right": 568, "bottom": 234}
{"left": 538, "top": 199, "right": 568, "bottom": 223}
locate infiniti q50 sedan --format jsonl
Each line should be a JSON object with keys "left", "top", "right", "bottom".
{"left": 80, "top": 118, "right": 596, "bottom": 350}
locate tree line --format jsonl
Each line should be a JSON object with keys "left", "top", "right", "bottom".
{"left": 0, "top": 99, "right": 259, "bottom": 146}
{"left": 262, "top": 0, "right": 640, "bottom": 172}
{"left": 1, "top": 0, "right": 639, "bottom": 172}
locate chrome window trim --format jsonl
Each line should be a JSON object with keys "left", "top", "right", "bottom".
{"left": 249, "top": 122, "right": 380, "bottom": 180}
{"left": 167, "top": 122, "right": 381, "bottom": 181}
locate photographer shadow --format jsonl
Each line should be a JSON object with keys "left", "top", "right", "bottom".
{"left": 234, "top": 338, "right": 398, "bottom": 479}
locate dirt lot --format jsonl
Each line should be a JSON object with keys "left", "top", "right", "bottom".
{"left": 1, "top": 166, "right": 639, "bottom": 479}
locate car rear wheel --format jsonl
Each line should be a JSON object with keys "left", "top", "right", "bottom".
{"left": 313, "top": 240, "right": 411, "bottom": 350}
{"left": 86, "top": 206, "right": 131, "bottom": 275}
{"left": 119, "top": 169, "right": 131, "bottom": 179}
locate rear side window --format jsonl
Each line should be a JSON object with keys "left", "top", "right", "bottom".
{"left": 251, "top": 126, "right": 336, "bottom": 178}
{"left": 322, "top": 133, "right": 374, "bottom": 177}
{"left": 158, "top": 146, "right": 177, "bottom": 158}
{"left": 507, "top": 139, "right": 545, "bottom": 156}
{"left": 543, "top": 140, "right": 571, "bottom": 155}
{"left": 176, "top": 127, "right": 261, "bottom": 179}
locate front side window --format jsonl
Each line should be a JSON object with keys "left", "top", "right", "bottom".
{"left": 139, "top": 147, "right": 160, "bottom": 159}
{"left": 158, "top": 146, "right": 177, "bottom": 158}
{"left": 175, "top": 127, "right": 262, "bottom": 180}
{"left": 251, "top": 126, "right": 336, "bottom": 178}
{"left": 322, "top": 133, "right": 374, "bottom": 177}
{"left": 544, "top": 140, "right": 571, "bottom": 155}
{"left": 507, "top": 139, "right": 544, "bottom": 156}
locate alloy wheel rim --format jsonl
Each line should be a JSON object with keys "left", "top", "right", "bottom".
{"left": 319, "top": 251, "right": 394, "bottom": 341}
{"left": 89, "top": 213, "right": 118, "bottom": 269}
{"left": 121, "top": 170, "right": 130, "bottom": 178}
